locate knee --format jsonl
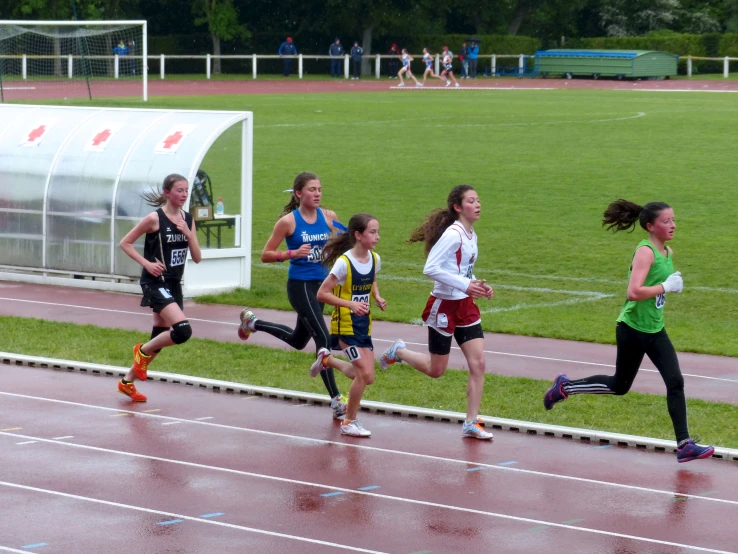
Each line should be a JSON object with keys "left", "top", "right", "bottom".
{"left": 427, "top": 365, "right": 447, "bottom": 379}
{"left": 665, "top": 375, "right": 685, "bottom": 394}
{"left": 170, "top": 320, "right": 192, "bottom": 344}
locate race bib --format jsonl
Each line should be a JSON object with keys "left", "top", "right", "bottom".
{"left": 655, "top": 293, "right": 666, "bottom": 309}
{"left": 170, "top": 248, "right": 187, "bottom": 267}
{"left": 343, "top": 345, "right": 362, "bottom": 361}
{"left": 352, "top": 293, "right": 370, "bottom": 304}
{"left": 306, "top": 245, "right": 322, "bottom": 263}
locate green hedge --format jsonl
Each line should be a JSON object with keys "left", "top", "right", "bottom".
{"left": 566, "top": 32, "right": 738, "bottom": 57}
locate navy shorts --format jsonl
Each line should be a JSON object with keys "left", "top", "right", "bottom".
{"left": 140, "top": 280, "right": 183, "bottom": 313}
{"left": 331, "top": 334, "right": 374, "bottom": 351}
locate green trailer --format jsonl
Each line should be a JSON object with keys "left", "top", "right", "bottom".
{"left": 534, "top": 49, "right": 678, "bottom": 80}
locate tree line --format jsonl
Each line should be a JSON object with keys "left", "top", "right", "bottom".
{"left": 2, "top": 0, "right": 737, "bottom": 61}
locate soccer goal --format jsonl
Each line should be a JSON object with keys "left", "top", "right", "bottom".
{"left": 0, "top": 20, "right": 147, "bottom": 102}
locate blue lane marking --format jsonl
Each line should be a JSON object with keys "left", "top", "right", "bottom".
{"left": 357, "top": 485, "right": 380, "bottom": 491}
{"left": 595, "top": 444, "right": 614, "bottom": 449}
{"left": 157, "top": 519, "right": 184, "bottom": 526}
{"left": 497, "top": 461, "right": 518, "bottom": 466}
{"left": 200, "top": 512, "right": 224, "bottom": 518}
{"left": 320, "top": 492, "right": 344, "bottom": 497}
{"left": 21, "top": 544, "right": 47, "bottom": 549}
{"left": 466, "top": 466, "right": 488, "bottom": 472}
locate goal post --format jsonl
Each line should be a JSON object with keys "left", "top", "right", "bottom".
{"left": 0, "top": 20, "right": 147, "bottom": 102}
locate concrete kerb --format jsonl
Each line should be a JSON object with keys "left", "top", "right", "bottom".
{"left": 3, "top": 350, "right": 736, "bottom": 463}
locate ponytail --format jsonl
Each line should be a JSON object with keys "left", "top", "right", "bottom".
{"left": 603, "top": 199, "right": 670, "bottom": 232}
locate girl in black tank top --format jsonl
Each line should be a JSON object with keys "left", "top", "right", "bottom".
{"left": 118, "top": 174, "right": 202, "bottom": 402}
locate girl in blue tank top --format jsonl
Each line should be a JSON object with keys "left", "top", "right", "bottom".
{"left": 236, "top": 172, "right": 357, "bottom": 420}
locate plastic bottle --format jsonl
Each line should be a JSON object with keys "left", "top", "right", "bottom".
{"left": 216, "top": 197, "right": 224, "bottom": 215}
{"left": 194, "top": 176, "right": 209, "bottom": 206}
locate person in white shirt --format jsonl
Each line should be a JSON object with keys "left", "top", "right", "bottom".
{"left": 421, "top": 47, "right": 445, "bottom": 86}
{"left": 397, "top": 49, "right": 421, "bottom": 87}
{"left": 379, "top": 185, "right": 494, "bottom": 440}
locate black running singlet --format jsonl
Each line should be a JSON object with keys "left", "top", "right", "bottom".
{"left": 140, "top": 208, "right": 193, "bottom": 285}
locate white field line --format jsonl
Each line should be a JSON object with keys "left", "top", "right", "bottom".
{"left": 0, "top": 546, "right": 40, "bottom": 553}
{"left": 0, "top": 479, "right": 733, "bottom": 554}
{"left": 433, "top": 111, "right": 646, "bottom": 127}
{"left": 1, "top": 296, "right": 735, "bottom": 383}
{"left": 0, "top": 397, "right": 736, "bottom": 505}
{"left": 0, "top": 479, "right": 386, "bottom": 553}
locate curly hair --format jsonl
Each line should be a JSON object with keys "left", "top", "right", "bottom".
{"left": 408, "top": 184, "right": 476, "bottom": 255}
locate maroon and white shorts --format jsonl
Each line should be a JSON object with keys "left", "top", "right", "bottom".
{"left": 421, "top": 295, "right": 481, "bottom": 337}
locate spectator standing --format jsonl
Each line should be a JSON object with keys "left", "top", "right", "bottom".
{"left": 329, "top": 37, "right": 344, "bottom": 78}
{"left": 387, "top": 43, "right": 399, "bottom": 78}
{"left": 278, "top": 37, "right": 297, "bottom": 78}
{"left": 351, "top": 41, "right": 363, "bottom": 79}
{"left": 112, "top": 39, "right": 129, "bottom": 74}
{"left": 459, "top": 42, "right": 469, "bottom": 79}
{"left": 468, "top": 41, "right": 479, "bottom": 78}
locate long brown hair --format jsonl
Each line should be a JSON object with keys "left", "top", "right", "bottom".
{"left": 141, "top": 173, "right": 187, "bottom": 208}
{"left": 602, "top": 199, "right": 671, "bottom": 233}
{"left": 409, "top": 184, "right": 476, "bottom": 255}
{"left": 281, "top": 172, "right": 320, "bottom": 217}
{"left": 322, "top": 213, "right": 377, "bottom": 267}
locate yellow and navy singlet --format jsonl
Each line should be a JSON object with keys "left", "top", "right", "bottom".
{"left": 330, "top": 251, "right": 379, "bottom": 339}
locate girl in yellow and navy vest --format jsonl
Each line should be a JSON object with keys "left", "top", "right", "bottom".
{"left": 544, "top": 200, "right": 714, "bottom": 463}
{"left": 118, "top": 174, "right": 202, "bottom": 402}
{"left": 317, "top": 213, "right": 386, "bottom": 437}
{"left": 237, "top": 172, "right": 355, "bottom": 419}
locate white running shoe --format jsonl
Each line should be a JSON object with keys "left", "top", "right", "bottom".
{"left": 462, "top": 418, "right": 494, "bottom": 440}
{"left": 238, "top": 309, "right": 257, "bottom": 340}
{"left": 455, "top": 83, "right": 460, "bottom": 88}
{"left": 310, "top": 347, "right": 330, "bottom": 377}
{"left": 330, "top": 394, "right": 348, "bottom": 419}
{"left": 397, "top": 82, "right": 405, "bottom": 87}
{"left": 445, "top": 80, "right": 451, "bottom": 87}
{"left": 379, "top": 339, "right": 405, "bottom": 370}
{"left": 341, "top": 419, "right": 371, "bottom": 437}
{"left": 416, "top": 82, "right": 423, "bottom": 87}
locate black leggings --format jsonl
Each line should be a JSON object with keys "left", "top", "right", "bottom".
{"left": 566, "top": 322, "right": 689, "bottom": 443}
{"left": 253, "top": 279, "right": 340, "bottom": 398}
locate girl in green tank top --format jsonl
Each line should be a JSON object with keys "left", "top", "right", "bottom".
{"left": 542, "top": 199, "right": 714, "bottom": 463}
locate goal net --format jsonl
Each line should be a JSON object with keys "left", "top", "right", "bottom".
{"left": 0, "top": 20, "right": 147, "bottom": 102}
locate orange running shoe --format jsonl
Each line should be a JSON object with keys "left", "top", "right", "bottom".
{"left": 132, "top": 343, "right": 151, "bottom": 381}
{"left": 118, "top": 380, "right": 147, "bottom": 402}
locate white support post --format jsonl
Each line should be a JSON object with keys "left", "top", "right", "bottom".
{"left": 298, "top": 54, "right": 303, "bottom": 79}
{"left": 142, "top": 20, "right": 148, "bottom": 101}
{"left": 252, "top": 54, "right": 257, "bottom": 79}
{"left": 435, "top": 54, "right": 440, "bottom": 75}
{"left": 519, "top": 54, "right": 525, "bottom": 76}
{"left": 724, "top": 56, "right": 729, "bottom": 78}
{"left": 68, "top": 54, "right": 73, "bottom": 78}
{"left": 114, "top": 54, "right": 119, "bottom": 79}
{"left": 160, "top": 54, "right": 165, "bottom": 79}
{"left": 492, "top": 55, "right": 496, "bottom": 77}
{"left": 687, "top": 57, "right": 692, "bottom": 78}
{"left": 206, "top": 54, "right": 211, "bottom": 79}
{"left": 22, "top": 54, "right": 27, "bottom": 80}
{"left": 375, "top": 54, "right": 380, "bottom": 79}
{"left": 344, "top": 54, "right": 349, "bottom": 79}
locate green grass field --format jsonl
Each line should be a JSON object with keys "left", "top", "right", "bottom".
{"left": 39, "top": 88, "right": 738, "bottom": 357}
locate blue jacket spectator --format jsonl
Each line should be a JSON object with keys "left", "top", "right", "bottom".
{"left": 467, "top": 42, "right": 479, "bottom": 78}
{"left": 278, "top": 37, "right": 297, "bottom": 77}
{"left": 112, "top": 40, "right": 129, "bottom": 56}
{"left": 350, "top": 42, "right": 363, "bottom": 79}
{"left": 329, "top": 38, "right": 344, "bottom": 77}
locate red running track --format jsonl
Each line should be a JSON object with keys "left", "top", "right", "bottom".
{"left": 0, "top": 282, "right": 737, "bottom": 405}
{"left": 1, "top": 364, "right": 738, "bottom": 554}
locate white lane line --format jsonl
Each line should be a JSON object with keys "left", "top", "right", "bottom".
{"left": 51, "top": 435, "right": 74, "bottom": 440}
{"left": 0, "top": 394, "right": 735, "bottom": 506}
{"left": 161, "top": 421, "right": 183, "bottom": 426}
{"left": 1, "top": 296, "right": 732, "bottom": 383}
{"left": 0, "top": 546, "right": 40, "bottom": 553}
{"left": 0, "top": 480, "right": 387, "bottom": 553}
{"left": 15, "top": 440, "right": 37, "bottom": 445}
{"left": 195, "top": 417, "right": 213, "bottom": 421}
{"left": 0, "top": 460, "right": 732, "bottom": 553}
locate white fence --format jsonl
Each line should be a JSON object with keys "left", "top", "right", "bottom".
{"left": 4, "top": 53, "right": 738, "bottom": 80}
